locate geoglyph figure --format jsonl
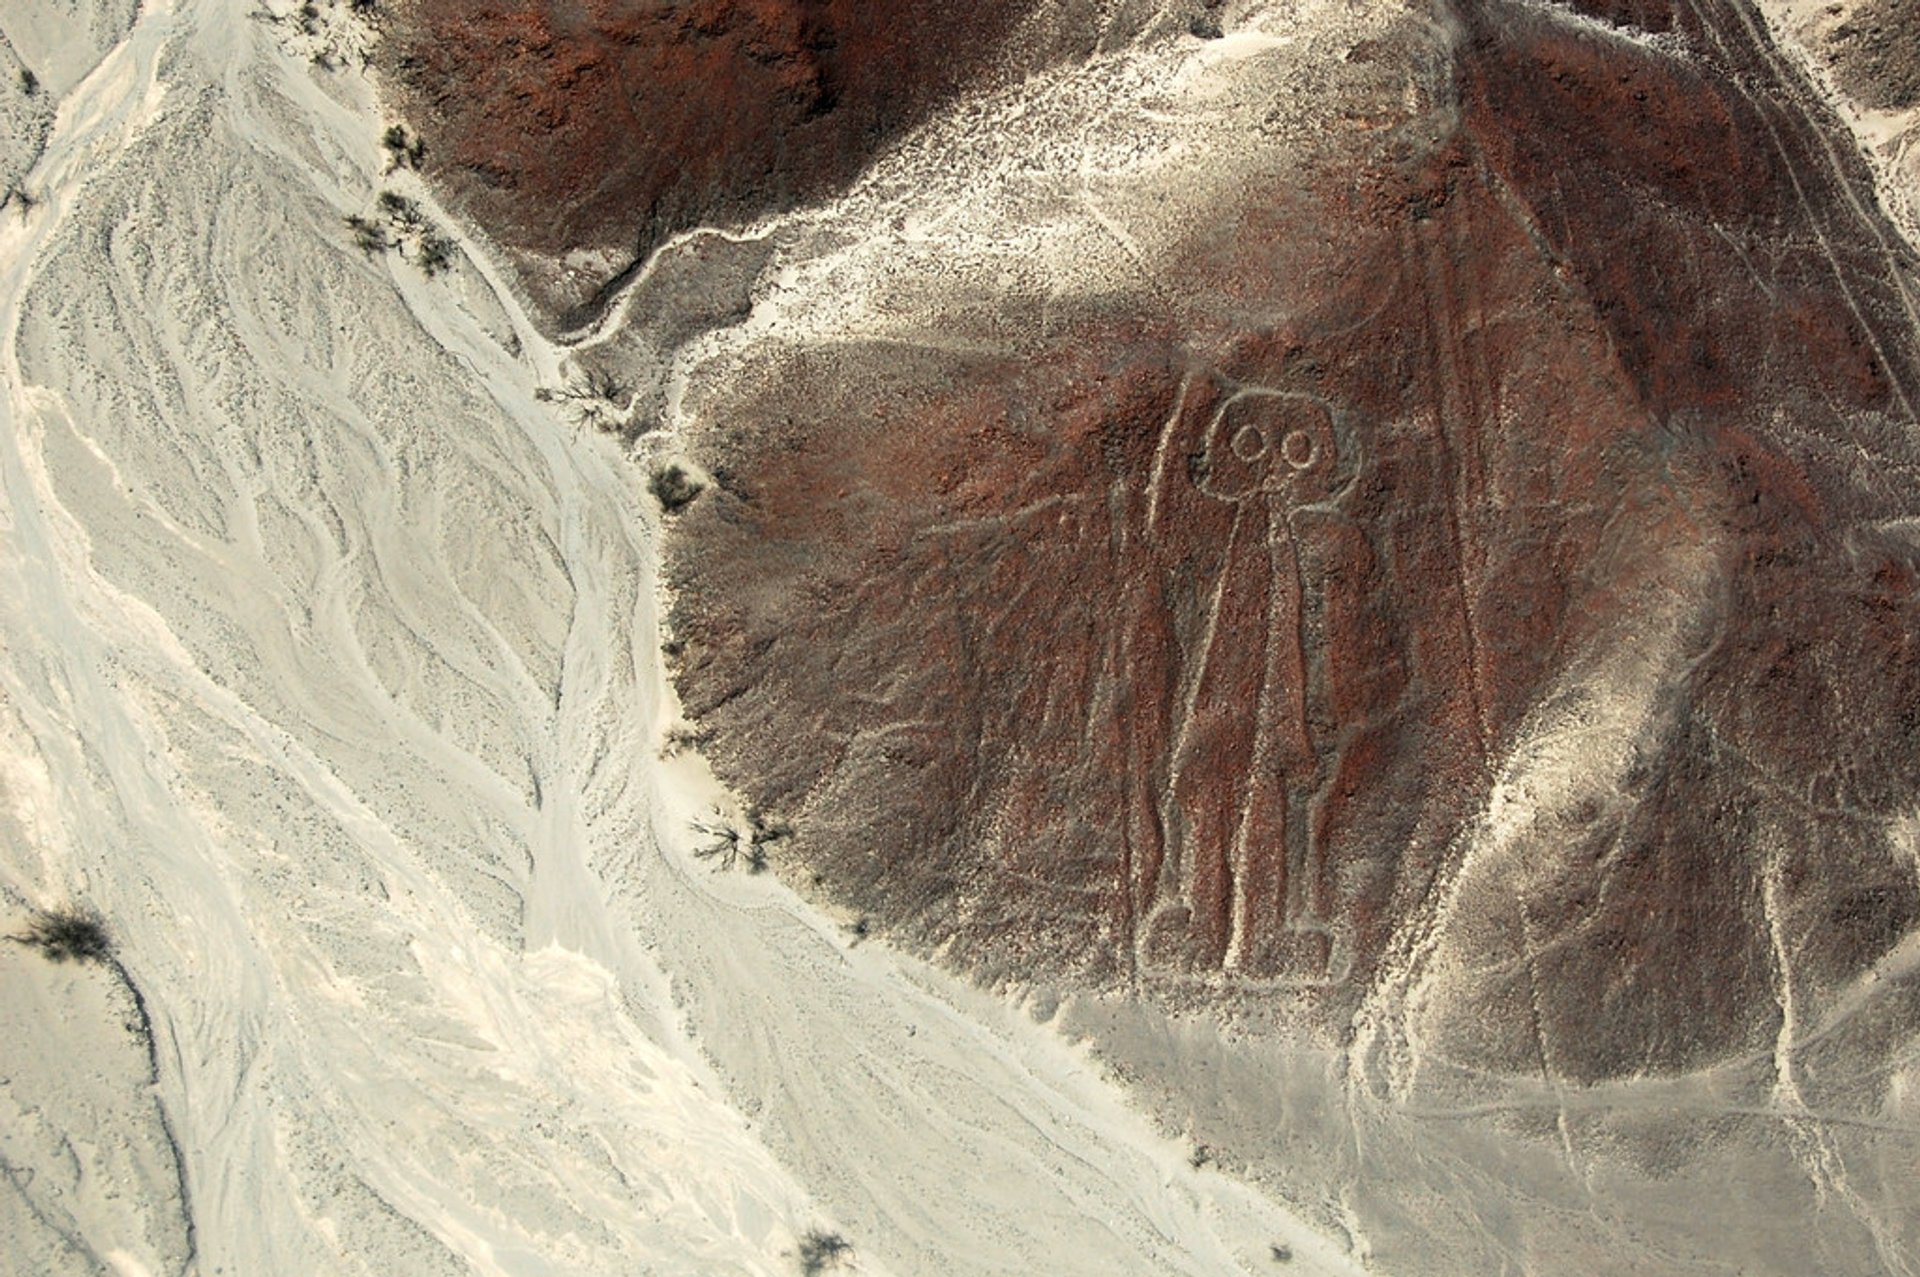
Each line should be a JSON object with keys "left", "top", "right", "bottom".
{"left": 1163, "top": 387, "right": 1359, "bottom": 981}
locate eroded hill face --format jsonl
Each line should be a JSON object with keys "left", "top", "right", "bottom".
{"left": 642, "top": 0, "right": 1920, "bottom": 1089}
{"left": 667, "top": 19, "right": 1514, "bottom": 1010}
{"left": 389, "top": 0, "right": 1920, "bottom": 1171}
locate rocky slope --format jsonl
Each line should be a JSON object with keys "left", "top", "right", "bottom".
{"left": 650, "top": 0, "right": 1920, "bottom": 1078}
{"left": 380, "top": 0, "right": 1920, "bottom": 1271}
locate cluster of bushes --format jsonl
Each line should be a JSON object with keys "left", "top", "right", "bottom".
{"left": 256, "top": 0, "right": 378, "bottom": 71}
{"left": 345, "top": 189, "right": 456, "bottom": 277}
{"left": 381, "top": 124, "right": 426, "bottom": 172}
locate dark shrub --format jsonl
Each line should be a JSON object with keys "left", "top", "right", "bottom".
{"left": 650, "top": 464, "right": 704, "bottom": 513}
{"left": 14, "top": 906, "right": 112, "bottom": 965}
{"left": 797, "top": 1229, "right": 852, "bottom": 1275}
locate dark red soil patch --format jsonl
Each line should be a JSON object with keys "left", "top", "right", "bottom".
{"left": 378, "top": 0, "right": 1066, "bottom": 318}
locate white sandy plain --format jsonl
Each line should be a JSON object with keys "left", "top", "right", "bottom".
{"left": 0, "top": 1, "right": 1375, "bottom": 1274}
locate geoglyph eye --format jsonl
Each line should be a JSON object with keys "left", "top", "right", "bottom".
{"left": 1281, "top": 427, "right": 1317, "bottom": 470}
{"left": 1232, "top": 423, "right": 1268, "bottom": 462}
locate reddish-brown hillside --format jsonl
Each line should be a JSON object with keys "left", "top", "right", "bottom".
{"left": 378, "top": 0, "right": 1076, "bottom": 317}
{"left": 384, "top": 0, "right": 1920, "bottom": 1085}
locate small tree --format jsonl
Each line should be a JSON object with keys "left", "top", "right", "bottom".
{"left": 12, "top": 906, "right": 112, "bottom": 964}
{"left": 545, "top": 368, "right": 635, "bottom": 433}
{"left": 797, "top": 1228, "right": 852, "bottom": 1275}
{"left": 693, "top": 815, "right": 769, "bottom": 874}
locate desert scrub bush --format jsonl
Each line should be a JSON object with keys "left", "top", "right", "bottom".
{"left": 19, "top": 67, "right": 38, "bottom": 96}
{"left": 11, "top": 905, "right": 112, "bottom": 964}
{"left": 376, "top": 188, "right": 424, "bottom": 230}
{"left": 345, "top": 212, "right": 388, "bottom": 254}
{"left": 416, "top": 229, "right": 456, "bottom": 278}
{"left": 656, "top": 721, "right": 709, "bottom": 758}
{"left": 797, "top": 1229, "right": 852, "bottom": 1275}
{"left": 649, "top": 463, "right": 704, "bottom": 513}
{"left": 381, "top": 123, "right": 426, "bottom": 171}
{"left": 749, "top": 809, "right": 793, "bottom": 849}
{"left": 577, "top": 368, "right": 627, "bottom": 404}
